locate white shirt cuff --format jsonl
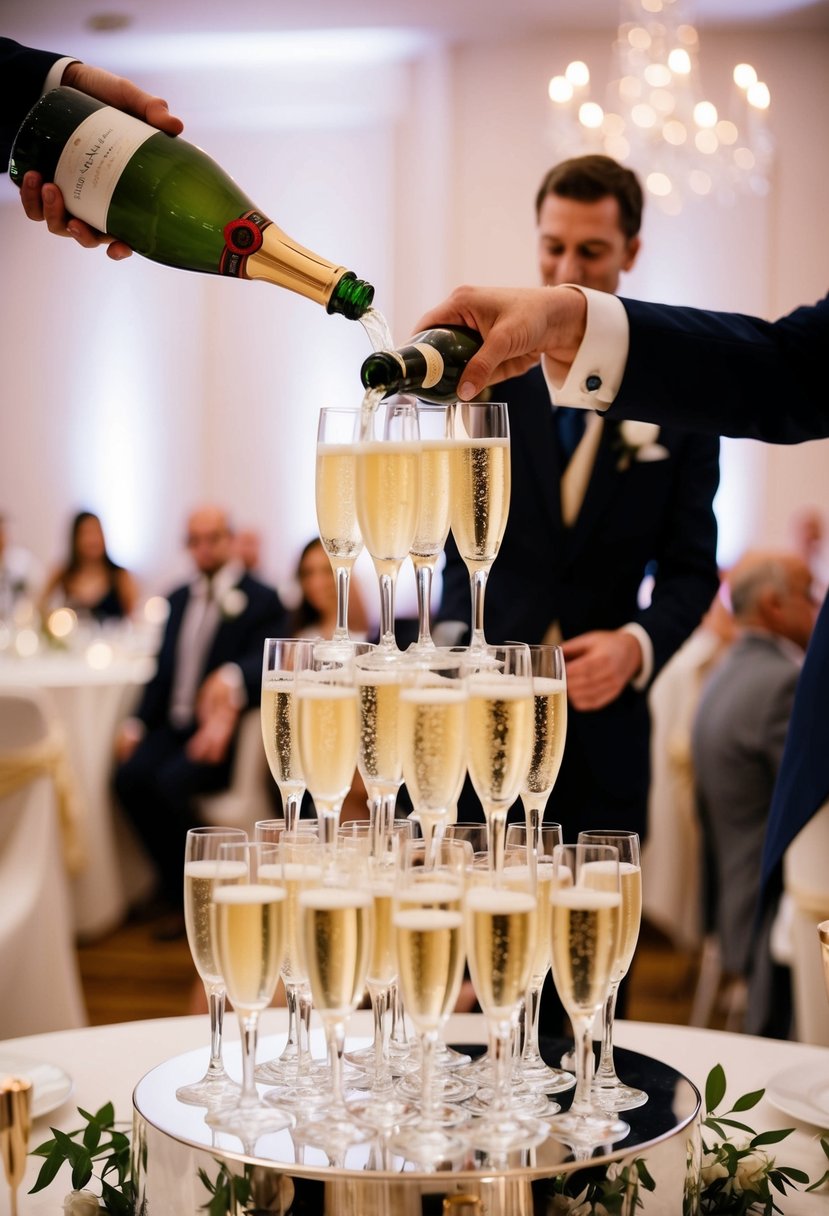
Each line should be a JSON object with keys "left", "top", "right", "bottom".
{"left": 218, "top": 662, "right": 247, "bottom": 709}
{"left": 542, "top": 286, "right": 629, "bottom": 410}
{"left": 43, "top": 57, "right": 80, "bottom": 96}
{"left": 620, "top": 622, "right": 653, "bottom": 690}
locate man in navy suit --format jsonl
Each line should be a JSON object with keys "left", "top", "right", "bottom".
{"left": 114, "top": 505, "right": 287, "bottom": 917}
{"left": 417, "top": 280, "right": 829, "bottom": 918}
{"left": 2, "top": 37, "right": 182, "bottom": 257}
{"left": 439, "top": 157, "right": 720, "bottom": 841}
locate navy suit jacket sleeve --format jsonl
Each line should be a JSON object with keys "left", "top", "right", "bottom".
{"left": 610, "top": 293, "right": 829, "bottom": 444}
{"left": 1, "top": 38, "right": 67, "bottom": 168}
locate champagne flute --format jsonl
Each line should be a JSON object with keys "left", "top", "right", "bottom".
{"left": 398, "top": 650, "right": 469, "bottom": 863}
{"left": 254, "top": 823, "right": 323, "bottom": 1094}
{"left": 465, "top": 643, "right": 533, "bottom": 877}
{"left": 578, "top": 829, "right": 647, "bottom": 1111}
{"left": 388, "top": 838, "right": 470, "bottom": 1166}
{"left": 355, "top": 397, "right": 420, "bottom": 651}
{"left": 547, "top": 843, "right": 629, "bottom": 1146}
{"left": 521, "top": 644, "right": 567, "bottom": 877}
{"left": 316, "top": 407, "right": 362, "bottom": 644}
{"left": 505, "top": 823, "right": 574, "bottom": 1095}
{"left": 295, "top": 644, "right": 362, "bottom": 852}
{"left": 0, "top": 1078, "right": 31, "bottom": 1216}
{"left": 355, "top": 649, "right": 404, "bottom": 855}
{"left": 176, "top": 825, "right": 247, "bottom": 1107}
{"left": 410, "top": 403, "right": 453, "bottom": 652}
{"left": 261, "top": 638, "right": 316, "bottom": 833}
{"left": 291, "top": 852, "right": 373, "bottom": 1156}
{"left": 449, "top": 400, "right": 511, "bottom": 650}
{"left": 464, "top": 856, "right": 548, "bottom": 1152}
{"left": 205, "top": 841, "right": 291, "bottom": 1143}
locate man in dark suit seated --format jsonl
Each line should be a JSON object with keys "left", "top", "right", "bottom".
{"left": 114, "top": 505, "right": 287, "bottom": 923}
{"left": 439, "top": 156, "right": 721, "bottom": 844}
{"left": 692, "top": 550, "right": 817, "bottom": 1036}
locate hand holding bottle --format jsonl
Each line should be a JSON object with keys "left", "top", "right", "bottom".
{"left": 19, "top": 60, "right": 183, "bottom": 260}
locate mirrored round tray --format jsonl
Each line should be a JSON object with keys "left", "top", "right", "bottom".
{"left": 132, "top": 1031, "right": 702, "bottom": 1215}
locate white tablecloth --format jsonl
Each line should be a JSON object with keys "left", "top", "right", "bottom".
{"left": 0, "top": 651, "right": 157, "bottom": 938}
{"left": 0, "top": 1015, "right": 826, "bottom": 1214}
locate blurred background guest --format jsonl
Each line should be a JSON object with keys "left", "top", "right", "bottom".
{"left": 233, "top": 526, "right": 264, "bottom": 576}
{"left": 40, "top": 509, "right": 138, "bottom": 622}
{"left": 0, "top": 510, "right": 43, "bottom": 620}
{"left": 692, "top": 549, "right": 817, "bottom": 1038}
{"left": 113, "top": 505, "right": 287, "bottom": 933}
{"left": 789, "top": 505, "right": 829, "bottom": 602}
{"left": 290, "top": 536, "right": 369, "bottom": 640}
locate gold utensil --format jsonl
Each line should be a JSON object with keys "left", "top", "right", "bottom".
{"left": 0, "top": 1076, "right": 32, "bottom": 1216}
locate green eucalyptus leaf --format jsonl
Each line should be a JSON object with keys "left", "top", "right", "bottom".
{"left": 705, "top": 1063, "right": 727, "bottom": 1112}
{"left": 70, "top": 1148, "right": 94, "bottom": 1190}
{"left": 750, "top": 1128, "right": 795, "bottom": 1147}
{"left": 28, "top": 1146, "right": 65, "bottom": 1193}
{"left": 731, "top": 1088, "right": 765, "bottom": 1111}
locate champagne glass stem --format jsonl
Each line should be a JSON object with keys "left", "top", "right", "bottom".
{"left": 334, "top": 565, "right": 351, "bottom": 641}
{"left": 419, "top": 1031, "right": 439, "bottom": 1127}
{"left": 380, "top": 791, "right": 397, "bottom": 852}
{"left": 369, "top": 983, "right": 393, "bottom": 1092}
{"left": 522, "top": 982, "right": 544, "bottom": 1067}
{"left": 317, "top": 807, "right": 339, "bottom": 853}
{"left": 570, "top": 1014, "right": 596, "bottom": 1115}
{"left": 595, "top": 981, "right": 621, "bottom": 1084}
{"left": 239, "top": 1013, "right": 261, "bottom": 1109}
{"left": 297, "top": 987, "right": 314, "bottom": 1067}
{"left": 524, "top": 802, "right": 540, "bottom": 889}
{"left": 488, "top": 808, "right": 507, "bottom": 877}
{"left": 389, "top": 980, "right": 408, "bottom": 1050}
{"left": 280, "top": 984, "right": 300, "bottom": 1065}
{"left": 414, "top": 562, "right": 436, "bottom": 649}
{"left": 377, "top": 569, "right": 398, "bottom": 649}
{"left": 469, "top": 568, "right": 489, "bottom": 649}
{"left": 206, "top": 986, "right": 227, "bottom": 1078}
{"left": 283, "top": 791, "right": 304, "bottom": 835}
{"left": 488, "top": 1019, "right": 513, "bottom": 1117}
{"left": 326, "top": 1019, "right": 348, "bottom": 1111}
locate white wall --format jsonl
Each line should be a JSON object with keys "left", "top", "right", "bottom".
{"left": 1, "top": 24, "right": 828, "bottom": 605}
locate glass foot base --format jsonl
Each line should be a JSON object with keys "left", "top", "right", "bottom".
{"left": 519, "top": 1058, "right": 576, "bottom": 1095}
{"left": 465, "top": 1110, "right": 548, "bottom": 1155}
{"left": 546, "top": 1109, "right": 630, "bottom": 1148}
{"left": 175, "top": 1072, "right": 240, "bottom": 1109}
{"left": 388, "top": 1119, "right": 467, "bottom": 1167}
{"left": 592, "top": 1080, "right": 649, "bottom": 1111}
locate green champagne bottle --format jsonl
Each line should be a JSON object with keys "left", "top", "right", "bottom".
{"left": 360, "top": 325, "right": 483, "bottom": 402}
{"left": 9, "top": 87, "right": 374, "bottom": 319}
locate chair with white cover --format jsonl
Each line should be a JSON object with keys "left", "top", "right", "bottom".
{"left": 784, "top": 800, "right": 829, "bottom": 1045}
{"left": 195, "top": 708, "right": 274, "bottom": 838}
{"left": 0, "top": 685, "right": 87, "bottom": 1037}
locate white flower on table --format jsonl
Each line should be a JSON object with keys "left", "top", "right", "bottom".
{"left": 63, "top": 1190, "right": 103, "bottom": 1215}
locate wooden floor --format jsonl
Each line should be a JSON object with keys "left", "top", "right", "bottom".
{"left": 77, "top": 913, "right": 706, "bottom": 1028}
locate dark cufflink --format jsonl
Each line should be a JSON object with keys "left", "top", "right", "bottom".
{"left": 585, "top": 374, "right": 602, "bottom": 393}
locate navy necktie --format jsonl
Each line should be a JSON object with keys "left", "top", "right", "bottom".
{"left": 555, "top": 406, "right": 587, "bottom": 468}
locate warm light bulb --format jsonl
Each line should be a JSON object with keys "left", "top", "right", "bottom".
{"left": 695, "top": 129, "right": 719, "bottom": 154}
{"left": 579, "top": 101, "right": 604, "bottom": 129}
{"left": 678, "top": 24, "right": 698, "bottom": 46}
{"left": 747, "top": 81, "right": 771, "bottom": 110}
{"left": 628, "top": 27, "right": 652, "bottom": 51}
{"left": 646, "top": 172, "right": 673, "bottom": 197}
{"left": 549, "top": 75, "right": 574, "bottom": 103}
{"left": 565, "top": 60, "right": 590, "bottom": 87}
{"left": 668, "top": 48, "right": 691, "bottom": 74}
{"left": 650, "top": 88, "right": 676, "bottom": 115}
{"left": 631, "top": 103, "right": 657, "bottom": 129}
{"left": 733, "top": 63, "right": 758, "bottom": 89}
{"left": 716, "top": 119, "right": 739, "bottom": 145}
{"left": 644, "top": 63, "right": 672, "bottom": 87}
{"left": 693, "top": 100, "right": 718, "bottom": 128}
{"left": 734, "top": 147, "right": 756, "bottom": 170}
{"left": 48, "top": 607, "right": 77, "bottom": 639}
{"left": 619, "top": 74, "right": 642, "bottom": 100}
{"left": 641, "top": 0, "right": 663, "bottom": 11}
{"left": 602, "top": 112, "right": 625, "bottom": 136}
{"left": 663, "top": 119, "right": 687, "bottom": 145}
{"left": 604, "top": 134, "right": 631, "bottom": 160}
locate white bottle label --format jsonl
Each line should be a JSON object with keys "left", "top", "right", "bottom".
{"left": 54, "top": 107, "right": 155, "bottom": 233}
{"left": 412, "top": 343, "right": 445, "bottom": 390}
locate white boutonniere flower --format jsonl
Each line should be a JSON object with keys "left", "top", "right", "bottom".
{"left": 220, "top": 588, "right": 248, "bottom": 620}
{"left": 616, "top": 420, "right": 670, "bottom": 470}
{"left": 63, "top": 1191, "right": 104, "bottom": 1215}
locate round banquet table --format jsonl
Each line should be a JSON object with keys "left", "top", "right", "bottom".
{"left": 0, "top": 648, "right": 157, "bottom": 938}
{"left": 0, "top": 1014, "right": 827, "bottom": 1214}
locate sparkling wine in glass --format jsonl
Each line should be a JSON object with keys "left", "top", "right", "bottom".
{"left": 578, "top": 829, "right": 647, "bottom": 1111}
{"left": 410, "top": 403, "right": 453, "bottom": 652}
{"left": 355, "top": 398, "right": 420, "bottom": 651}
{"left": 388, "top": 838, "right": 470, "bottom": 1166}
{"left": 465, "top": 642, "right": 533, "bottom": 877}
{"left": 316, "top": 407, "right": 362, "bottom": 645}
{"left": 449, "top": 400, "right": 511, "bottom": 650}
{"left": 547, "top": 842, "right": 630, "bottom": 1147}
{"left": 355, "top": 649, "right": 404, "bottom": 854}
{"left": 176, "top": 826, "right": 247, "bottom": 1107}
{"left": 261, "top": 638, "right": 316, "bottom": 834}
{"left": 205, "top": 841, "right": 292, "bottom": 1145}
{"left": 521, "top": 644, "right": 567, "bottom": 870}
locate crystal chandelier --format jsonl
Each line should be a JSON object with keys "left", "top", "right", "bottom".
{"left": 547, "top": 0, "right": 773, "bottom": 212}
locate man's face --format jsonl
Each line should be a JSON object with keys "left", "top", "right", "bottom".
{"left": 776, "top": 558, "right": 819, "bottom": 652}
{"left": 185, "top": 510, "right": 233, "bottom": 577}
{"left": 537, "top": 193, "right": 640, "bottom": 294}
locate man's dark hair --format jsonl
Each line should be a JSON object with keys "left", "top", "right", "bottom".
{"left": 535, "top": 154, "right": 644, "bottom": 239}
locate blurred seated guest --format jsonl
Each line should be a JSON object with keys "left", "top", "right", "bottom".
{"left": 233, "top": 526, "right": 263, "bottom": 576}
{"left": 691, "top": 549, "right": 817, "bottom": 1037}
{"left": 291, "top": 537, "right": 369, "bottom": 640}
{"left": 0, "top": 511, "right": 43, "bottom": 620}
{"left": 789, "top": 505, "right": 828, "bottom": 602}
{"left": 40, "top": 509, "right": 138, "bottom": 621}
{"left": 113, "top": 505, "right": 288, "bottom": 925}
{"left": 642, "top": 582, "right": 736, "bottom": 952}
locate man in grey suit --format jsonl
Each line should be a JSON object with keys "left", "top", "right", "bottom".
{"left": 692, "top": 550, "right": 817, "bottom": 1035}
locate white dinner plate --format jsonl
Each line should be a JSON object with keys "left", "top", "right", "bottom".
{"left": 766, "top": 1062, "right": 829, "bottom": 1129}
{"left": 0, "top": 1053, "right": 74, "bottom": 1119}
